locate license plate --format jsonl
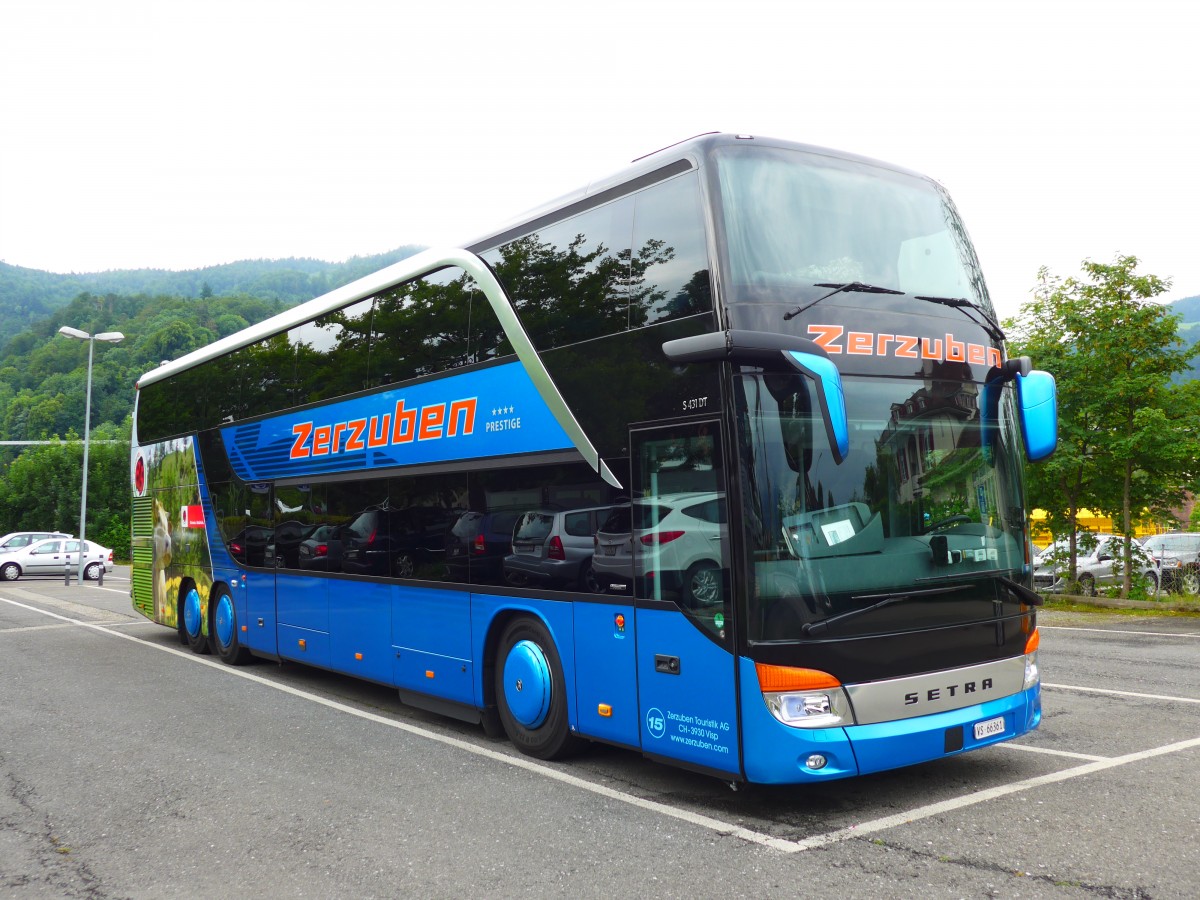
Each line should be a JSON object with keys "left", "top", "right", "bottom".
{"left": 603, "top": 545, "right": 617, "bottom": 556}
{"left": 973, "top": 716, "right": 1005, "bottom": 740}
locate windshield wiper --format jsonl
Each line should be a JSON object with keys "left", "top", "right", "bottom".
{"left": 997, "top": 575, "right": 1044, "bottom": 607}
{"left": 783, "top": 282, "right": 904, "bottom": 321}
{"left": 915, "top": 569, "right": 1043, "bottom": 607}
{"left": 801, "top": 583, "right": 970, "bottom": 636}
{"left": 914, "top": 294, "right": 1006, "bottom": 342}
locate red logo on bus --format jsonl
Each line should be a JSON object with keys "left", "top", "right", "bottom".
{"left": 134, "top": 454, "right": 146, "bottom": 496}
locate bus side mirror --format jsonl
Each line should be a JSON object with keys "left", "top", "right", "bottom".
{"left": 1017, "top": 370, "right": 1057, "bottom": 462}
{"left": 786, "top": 351, "right": 849, "bottom": 464}
{"left": 660, "top": 330, "right": 851, "bottom": 465}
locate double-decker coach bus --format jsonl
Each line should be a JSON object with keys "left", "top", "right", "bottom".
{"left": 131, "top": 133, "right": 1057, "bottom": 785}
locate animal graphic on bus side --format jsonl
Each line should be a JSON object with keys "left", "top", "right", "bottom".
{"left": 152, "top": 498, "right": 175, "bottom": 624}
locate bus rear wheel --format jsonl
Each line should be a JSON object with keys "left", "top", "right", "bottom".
{"left": 211, "top": 585, "right": 251, "bottom": 665}
{"left": 494, "top": 617, "right": 583, "bottom": 760}
{"left": 181, "top": 585, "right": 210, "bottom": 654}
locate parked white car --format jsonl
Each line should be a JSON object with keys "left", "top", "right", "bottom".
{"left": 0, "top": 531, "right": 72, "bottom": 553}
{"left": 1032, "top": 533, "right": 1158, "bottom": 595}
{"left": 0, "top": 537, "right": 113, "bottom": 581}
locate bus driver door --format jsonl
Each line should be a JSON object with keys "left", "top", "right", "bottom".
{"left": 632, "top": 421, "right": 740, "bottom": 777}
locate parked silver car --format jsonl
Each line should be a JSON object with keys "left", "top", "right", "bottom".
{"left": 1140, "top": 532, "right": 1200, "bottom": 594}
{"left": 0, "top": 537, "right": 113, "bottom": 581}
{"left": 1033, "top": 533, "right": 1158, "bottom": 595}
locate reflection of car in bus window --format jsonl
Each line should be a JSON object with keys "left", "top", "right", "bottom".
{"left": 503, "top": 506, "right": 613, "bottom": 592}
{"left": 227, "top": 526, "right": 272, "bottom": 567}
{"left": 297, "top": 524, "right": 346, "bottom": 571}
{"left": 446, "top": 509, "right": 524, "bottom": 585}
{"left": 593, "top": 494, "right": 726, "bottom": 607}
{"left": 266, "top": 520, "right": 319, "bottom": 569}
{"left": 341, "top": 506, "right": 457, "bottom": 578}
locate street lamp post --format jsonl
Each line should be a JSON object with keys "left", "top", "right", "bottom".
{"left": 59, "top": 326, "right": 124, "bottom": 582}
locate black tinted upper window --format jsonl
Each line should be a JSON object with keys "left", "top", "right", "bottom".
{"left": 631, "top": 173, "right": 711, "bottom": 326}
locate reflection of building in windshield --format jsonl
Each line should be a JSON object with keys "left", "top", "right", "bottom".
{"left": 877, "top": 379, "right": 981, "bottom": 509}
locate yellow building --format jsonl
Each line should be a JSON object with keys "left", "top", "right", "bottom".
{"left": 1030, "top": 509, "right": 1160, "bottom": 548}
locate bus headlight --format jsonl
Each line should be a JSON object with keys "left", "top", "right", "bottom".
{"left": 756, "top": 663, "right": 855, "bottom": 729}
{"left": 1023, "top": 629, "right": 1040, "bottom": 691}
{"left": 763, "top": 689, "right": 854, "bottom": 728}
{"left": 1023, "top": 650, "right": 1040, "bottom": 691}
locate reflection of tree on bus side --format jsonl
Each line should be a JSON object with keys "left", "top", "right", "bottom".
{"left": 234, "top": 232, "right": 714, "bottom": 418}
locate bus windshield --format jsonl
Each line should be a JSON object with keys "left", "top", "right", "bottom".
{"left": 715, "top": 144, "right": 993, "bottom": 316}
{"left": 736, "top": 372, "right": 1028, "bottom": 641}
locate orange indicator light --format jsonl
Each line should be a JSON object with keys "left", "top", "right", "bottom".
{"left": 355, "top": 652, "right": 363, "bottom": 661}
{"left": 755, "top": 662, "right": 840, "bottom": 692}
{"left": 1025, "top": 629, "right": 1040, "bottom": 654}
{"left": 426, "top": 670, "right": 435, "bottom": 679}
{"left": 598, "top": 704, "right": 612, "bottom": 717}
{"left": 298, "top": 639, "right": 306, "bottom": 650}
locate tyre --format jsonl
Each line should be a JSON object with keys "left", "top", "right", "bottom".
{"left": 1180, "top": 569, "right": 1200, "bottom": 596}
{"left": 84, "top": 562, "right": 101, "bottom": 581}
{"left": 684, "top": 561, "right": 722, "bottom": 607}
{"left": 181, "top": 585, "right": 210, "bottom": 654}
{"left": 1078, "top": 573, "right": 1096, "bottom": 597}
{"left": 0, "top": 562, "right": 20, "bottom": 581}
{"left": 494, "top": 617, "right": 583, "bottom": 760}
{"left": 211, "top": 585, "right": 252, "bottom": 665}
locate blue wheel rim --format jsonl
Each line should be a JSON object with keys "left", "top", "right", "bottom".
{"left": 503, "top": 639, "right": 552, "bottom": 729}
{"left": 183, "top": 588, "right": 203, "bottom": 638}
{"left": 214, "top": 593, "right": 234, "bottom": 648}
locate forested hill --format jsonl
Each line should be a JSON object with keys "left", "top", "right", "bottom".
{"left": 0, "top": 248, "right": 421, "bottom": 446}
{"left": 1169, "top": 294, "right": 1200, "bottom": 382}
{"left": 0, "top": 248, "right": 422, "bottom": 348}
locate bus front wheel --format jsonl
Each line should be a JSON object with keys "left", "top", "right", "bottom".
{"left": 494, "top": 617, "right": 583, "bottom": 760}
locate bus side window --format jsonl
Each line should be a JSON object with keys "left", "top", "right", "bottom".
{"left": 631, "top": 171, "right": 711, "bottom": 327}
{"left": 632, "top": 422, "right": 730, "bottom": 640}
{"left": 477, "top": 196, "right": 635, "bottom": 351}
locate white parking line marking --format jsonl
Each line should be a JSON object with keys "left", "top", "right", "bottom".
{"left": 997, "top": 743, "right": 1108, "bottom": 762}
{"left": 6, "top": 593, "right": 1198, "bottom": 855}
{"left": 1044, "top": 682, "right": 1200, "bottom": 704}
{"left": 0, "top": 623, "right": 74, "bottom": 635}
{"left": 1041, "top": 625, "right": 1200, "bottom": 639}
{"left": 790, "top": 735, "right": 1200, "bottom": 852}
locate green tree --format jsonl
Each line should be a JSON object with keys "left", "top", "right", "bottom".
{"left": 1007, "top": 255, "right": 1200, "bottom": 596}
{"left": 0, "top": 422, "right": 131, "bottom": 558}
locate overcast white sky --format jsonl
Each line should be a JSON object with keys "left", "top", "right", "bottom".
{"left": 1, "top": 0, "right": 1195, "bottom": 320}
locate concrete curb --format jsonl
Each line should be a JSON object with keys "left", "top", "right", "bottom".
{"left": 1045, "top": 593, "right": 1200, "bottom": 613}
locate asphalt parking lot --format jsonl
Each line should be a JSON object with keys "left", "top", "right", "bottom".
{"left": 2, "top": 572, "right": 1198, "bottom": 897}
